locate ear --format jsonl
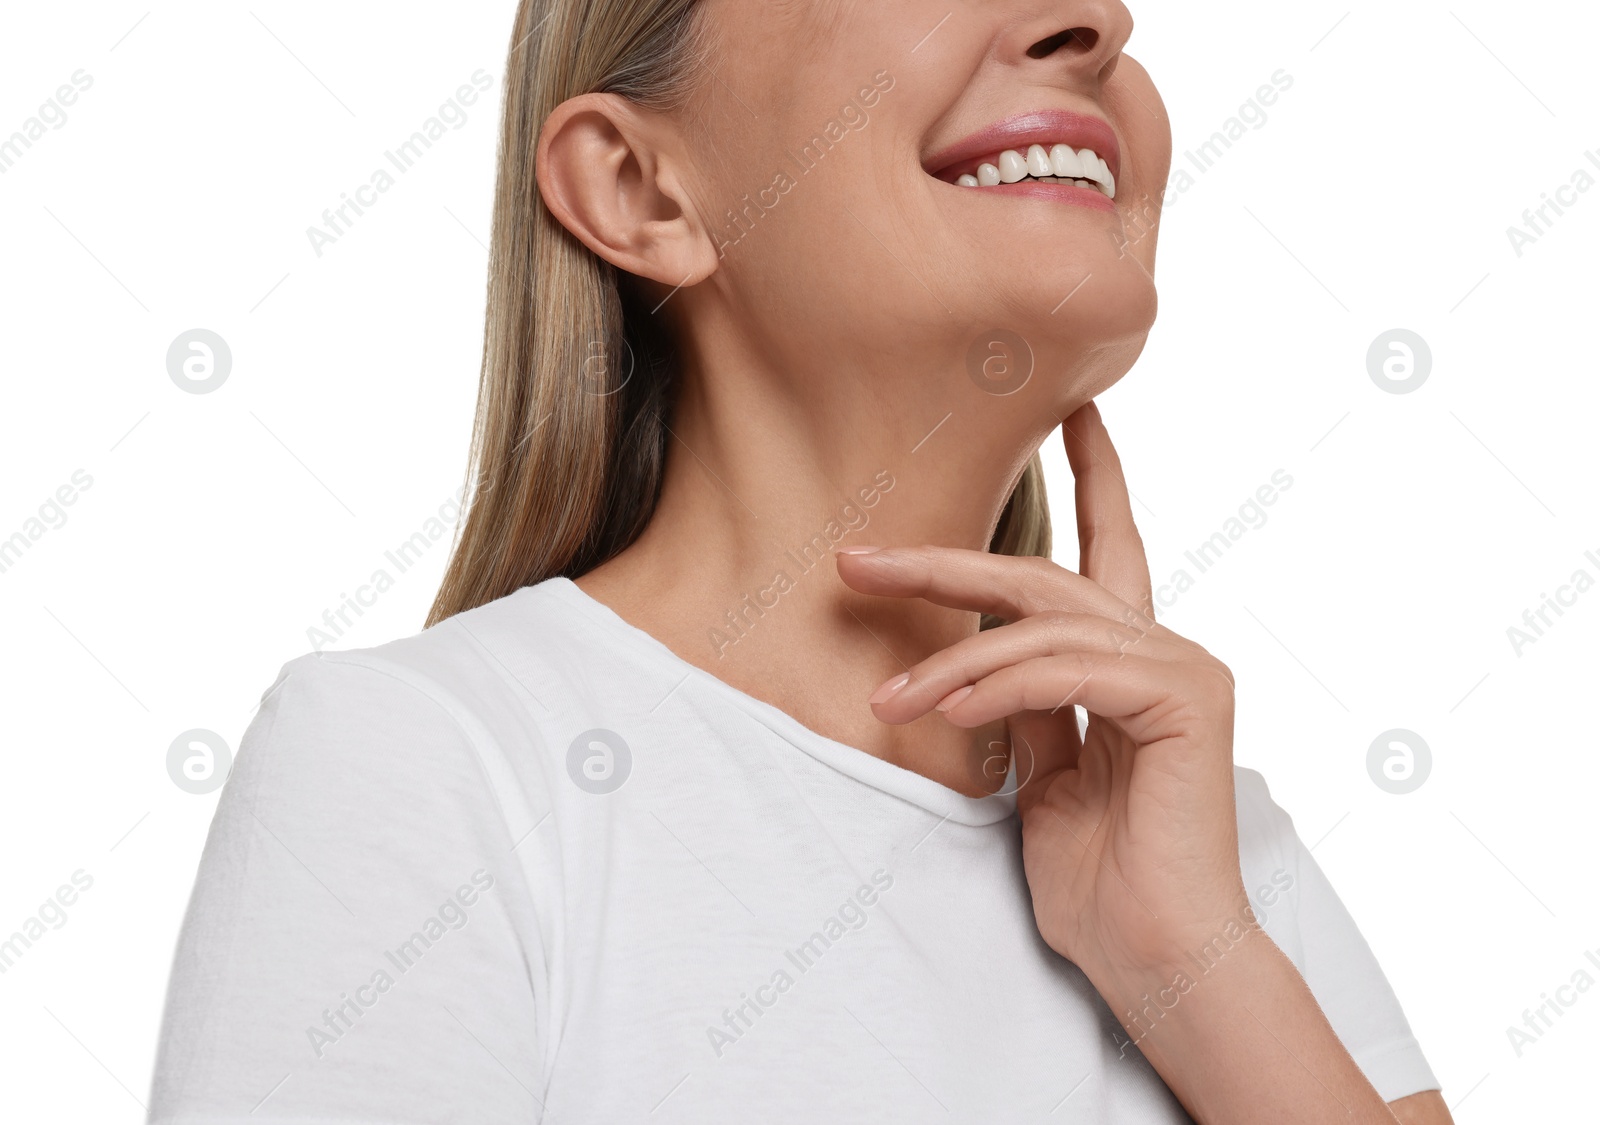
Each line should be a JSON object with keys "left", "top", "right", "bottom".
{"left": 535, "top": 93, "right": 718, "bottom": 288}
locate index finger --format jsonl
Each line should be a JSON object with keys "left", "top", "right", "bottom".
{"left": 1062, "top": 400, "right": 1154, "bottom": 623}
{"left": 834, "top": 544, "right": 1139, "bottom": 625}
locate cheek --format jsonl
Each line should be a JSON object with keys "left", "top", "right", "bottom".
{"left": 1109, "top": 59, "right": 1173, "bottom": 229}
{"left": 712, "top": 136, "right": 950, "bottom": 340}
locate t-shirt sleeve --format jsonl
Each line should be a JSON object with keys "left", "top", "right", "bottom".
{"left": 148, "top": 651, "right": 548, "bottom": 1124}
{"left": 1234, "top": 767, "right": 1440, "bottom": 1104}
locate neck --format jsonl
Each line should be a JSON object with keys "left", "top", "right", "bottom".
{"left": 574, "top": 331, "right": 1072, "bottom": 796}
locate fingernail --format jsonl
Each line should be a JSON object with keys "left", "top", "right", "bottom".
{"left": 868, "top": 672, "right": 910, "bottom": 705}
{"left": 835, "top": 546, "right": 882, "bottom": 556}
{"left": 934, "top": 685, "right": 974, "bottom": 713}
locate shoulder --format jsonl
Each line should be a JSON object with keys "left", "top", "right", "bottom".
{"left": 289, "top": 584, "right": 547, "bottom": 712}
{"left": 263, "top": 578, "right": 592, "bottom": 748}
{"left": 235, "top": 582, "right": 595, "bottom": 813}
{"left": 229, "top": 577, "right": 634, "bottom": 839}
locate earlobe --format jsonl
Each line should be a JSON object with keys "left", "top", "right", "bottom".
{"left": 535, "top": 93, "right": 718, "bottom": 288}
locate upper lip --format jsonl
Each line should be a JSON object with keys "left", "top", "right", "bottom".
{"left": 923, "top": 108, "right": 1122, "bottom": 184}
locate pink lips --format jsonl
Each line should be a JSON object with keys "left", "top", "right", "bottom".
{"left": 923, "top": 108, "right": 1122, "bottom": 185}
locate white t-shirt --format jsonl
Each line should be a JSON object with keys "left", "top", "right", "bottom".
{"left": 149, "top": 576, "right": 1438, "bottom": 1123}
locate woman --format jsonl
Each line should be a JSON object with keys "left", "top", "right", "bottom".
{"left": 149, "top": 1, "right": 1451, "bottom": 1121}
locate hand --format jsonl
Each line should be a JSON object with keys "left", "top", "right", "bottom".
{"left": 836, "top": 402, "right": 1247, "bottom": 986}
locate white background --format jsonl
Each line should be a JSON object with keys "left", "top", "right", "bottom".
{"left": 1, "top": 1, "right": 1594, "bottom": 1120}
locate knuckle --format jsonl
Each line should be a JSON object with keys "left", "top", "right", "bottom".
{"left": 1035, "top": 609, "right": 1077, "bottom": 633}
{"left": 997, "top": 560, "right": 1050, "bottom": 619}
{"left": 1199, "top": 650, "right": 1235, "bottom": 686}
{"left": 1199, "top": 658, "right": 1236, "bottom": 699}
{"left": 1067, "top": 649, "right": 1100, "bottom": 684}
{"left": 1016, "top": 555, "right": 1061, "bottom": 593}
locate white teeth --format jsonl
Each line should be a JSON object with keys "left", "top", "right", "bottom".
{"left": 1050, "top": 144, "right": 1083, "bottom": 178}
{"left": 954, "top": 143, "right": 1115, "bottom": 198}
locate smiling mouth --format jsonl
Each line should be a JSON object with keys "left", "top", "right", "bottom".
{"left": 952, "top": 143, "right": 1115, "bottom": 199}
{"left": 923, "top": 109, "right": 1122, "bottom": 208}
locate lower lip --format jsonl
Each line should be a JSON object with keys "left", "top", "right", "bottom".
{"left": 957, "top": 181, "right": 1117, "bottom": 212}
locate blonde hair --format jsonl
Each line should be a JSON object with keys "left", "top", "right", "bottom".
{"left": 427, "top": 0, "right": 1050, "bottom": 630}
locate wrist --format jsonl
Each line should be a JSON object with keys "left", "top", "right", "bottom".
{"left": 1088, "top": 923, "right": 1283, "bottom": 1075}
{"left": 1073, "top": 891, "right": 1270, "bottom": 1012}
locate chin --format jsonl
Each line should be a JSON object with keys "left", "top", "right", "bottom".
{"left": 986, "top": 257, "right": 1157, "bottom": 357}
{"left": 1021, "top": 279, "right": 1157, "bottom": 415}
{"left": 1048, "top": 339, "right": 1150, "bottom": 417}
